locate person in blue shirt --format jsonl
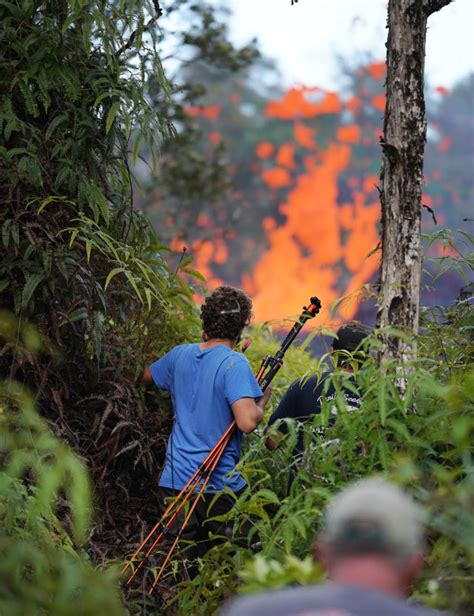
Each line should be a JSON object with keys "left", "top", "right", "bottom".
{"left": 141, "top": 285, "right": 271, "bottom": 564}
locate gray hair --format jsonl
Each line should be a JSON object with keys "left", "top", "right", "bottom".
{"left": 319, "top": 477, "right": 424, "bottom": 563}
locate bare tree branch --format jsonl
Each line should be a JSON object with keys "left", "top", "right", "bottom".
{"left": 426, "top": 0, "right": 454, "bottom": 17}
{"left": 116, "top": 1, "right": 163, "bottom": 57}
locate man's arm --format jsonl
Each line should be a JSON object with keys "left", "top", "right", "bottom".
{"left": 138, "top": 350, "right": 175, "bottom": 389}
{"left": 231, "top": 385, "right": 272, "bottom": 434}
{"left": 265, "top": 431, "right": 282, "bottom": 450}
{"left": 136, "top": 366, "right": 154, "bottom": 386}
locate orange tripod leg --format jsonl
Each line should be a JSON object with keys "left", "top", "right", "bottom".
{"left": 122, "top": 421, "right": 236, "bottom": 577}
{"left": 126, "top": 427, "right": 235, "bottom": 585}
{"left": 148, "top": 435, "right": 228, "bottom": 595}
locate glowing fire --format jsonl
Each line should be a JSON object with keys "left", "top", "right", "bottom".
{"left": 244, "top": 139, "right": 380, "bottom": 324}
{"left": 244, "top": 70, "right": 384, "bottom": 325}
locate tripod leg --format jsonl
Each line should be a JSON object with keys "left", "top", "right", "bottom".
{"left": 148, "top": 435, "right": 229, "bottom": 594}
{"left": 127, "top": 428, "right": 234, "bottom": 585}
{"left": 123, "top": 421, "right": 236, "bottom": 577}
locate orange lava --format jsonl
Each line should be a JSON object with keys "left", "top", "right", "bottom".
{"left": 244, "top": 143, "right": 380, "bottom": 325}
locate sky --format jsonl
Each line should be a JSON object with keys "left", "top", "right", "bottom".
{"left": 221, "top": 0, "right": 474, "bottom": 92}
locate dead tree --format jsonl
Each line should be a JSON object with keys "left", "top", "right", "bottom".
{"left": 377, "top": 0, "right": 453, "bottom": 365}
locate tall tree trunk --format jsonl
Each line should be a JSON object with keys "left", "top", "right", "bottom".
{"left": 377, "top": 0, "right": 453, "bottom": 365}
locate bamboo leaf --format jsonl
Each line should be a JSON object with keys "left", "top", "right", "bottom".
{"left": 85, "top": 239, "right": 92, "bottom": 263}
{"left": 94, "top": 187, "right": 110, "bottom": 227}
{"left": 124, "top": 270, "right": 143, "bottom": 302}
{"left": 378, "top": 378, "right": 387, "bottom": 426}
{"left": 22, "top": 273, "right": 44, "bottom": 308}
{"left": 105, "top": 101, "right": 120, "bottom": 134}
{"left": 181, "top": 266, "right": 206, "bottom": 282}
{"left": 104, "top": 267, "right": 125, "bottom": 290}
{"left": 36, "top": 196, "right": 74, "bottom": 214}
{"left": 144, "top": 286, "right": 152, "bottom": 310}
{"left": 68, "top": 229, "right": 80, "bottom": 248}
{"left": 131, "top": 129, "right": 144, "bottom": 165}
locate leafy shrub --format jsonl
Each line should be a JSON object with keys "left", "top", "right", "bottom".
{"left": 0, "top": 315, "right": 125, "bottom": 615}
{"left": 0, "top": 0, "right": 202, "bottom": 571}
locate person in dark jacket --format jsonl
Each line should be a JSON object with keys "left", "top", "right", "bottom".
{"left": 265, "top": 323, "right": 371, "bottom": 488}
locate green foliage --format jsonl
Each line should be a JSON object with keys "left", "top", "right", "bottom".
{"left": 174, "top": 371, "right": 473, "bottom": 614}
{"left": 0, "top": 0, "right": 194, "bottom": 356}
{"left": 1, "top": 0, "right": 172, "bottom": 215}
{"left": 0, "top": 316, "right": 125, "bottom": 615}
{"left": 0, "top": 1, "right": 200, "bottom": 609}
{"left": 144, "top": 3, "right": 259, "bottom": 207}
{"left": 239, "top": 554, "right": 322, "bottom": 592}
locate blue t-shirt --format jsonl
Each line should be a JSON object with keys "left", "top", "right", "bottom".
{"left": 150, "top": 343, "right": 263, "bottom": 493}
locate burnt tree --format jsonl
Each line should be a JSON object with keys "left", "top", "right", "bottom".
{"left": 377, "top": 0, "right": 453, "bottom": 364}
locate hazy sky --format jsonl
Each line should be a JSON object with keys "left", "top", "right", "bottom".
{"left": 221, "top": 0, "right": 474, "bottom": 91}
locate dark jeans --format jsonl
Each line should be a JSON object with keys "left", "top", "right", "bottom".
{"left": 157, "top": 486, "right": 244, "bottom": 563}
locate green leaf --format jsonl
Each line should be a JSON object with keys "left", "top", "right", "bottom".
{"left": 22, "top": 273, "right": 44, "bottom": 308}
{"left": 45, "top": 114, "right": 68, "bottom": 140}
{"left": 124, "top": 270, "right": 143, "bottom": 302}
{"left": 291, "top": 515, "right": 307, "bottom": 539}
{"left": 61, "top": 307, "right": 88, "bottom": 325}
{"left": 65, "top": 457, "right": 92, "bottom": 543}
{"left": 181, "top": 267, "right": 206, "bottom": 282}
{"left": 68, "top": 228, "right": 80, "bottom": 248}
{"left": 104, "top": 267, "right": 125, "bottom": 290}
{"left": 85, "top": 239, "right": 92, "bottom": 263}
{"left": 95, "top": 188, "right": 110, "bottom": 227}
{"left": 144, "top": 286, "right": 152, "bottom": 310}
{"left": 377, "top": 437, "right": 390, "bottom": 469}
{"left": 253, "top": 488, "right": 280, "bottom": 505}
{"left": 2, "top": 219, "right": 12, "bottom": 249}
{"left": 93, "top": 89, "right": 120, "bottom": 107}
{"left": 105, "top": 101, "right": 120, "bottom": 134}
{"left": 378, "top": 379, "right": 387, "bottom": 426}
{"left": 6, "top": 148, "right": 31, "bottom": 160}
{"left": 132, "top": 129, "right": 144, "bottom": 165}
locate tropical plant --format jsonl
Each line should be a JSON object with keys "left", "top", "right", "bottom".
{"left": 0, "top": 313, "right": 126, "bottom": 615}
{"left": 0, "top": 1, "right": 259, "bottom": 612}
{"left": 0, "top": 0, "right": 200, "bottom": 574}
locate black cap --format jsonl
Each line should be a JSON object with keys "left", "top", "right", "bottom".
{"left": 332, "top": 323, "right": 371, "bottom": 352}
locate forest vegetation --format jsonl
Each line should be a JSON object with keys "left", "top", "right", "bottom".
{"left": 1, "top": 1, "right": 473, "bottom": 615}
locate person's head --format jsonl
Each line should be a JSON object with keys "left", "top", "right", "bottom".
{"left": 315, "top": 477, "right": 425, "bottom": 597}
{"left": 201, "top": 285, "right": 253, "bottom": 343}
{"left": 332, "top": 322, "right": 371, "bottom": 368}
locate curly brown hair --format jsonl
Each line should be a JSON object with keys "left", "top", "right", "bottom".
{"left": 201, "top": 286, "right": 253, "bottom": 341}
